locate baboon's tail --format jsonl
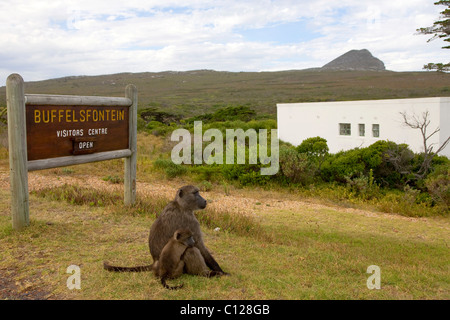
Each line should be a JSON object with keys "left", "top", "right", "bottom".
{"left": 161, "top": 275, "right": 184, "bottom": 290}
{"left": 103, "top": 261, "right": 153, "bottom": 272}
{"left": 207, "top": 270, "right": 224, "bottom": 278}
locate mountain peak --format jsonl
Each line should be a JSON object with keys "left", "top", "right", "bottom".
{"left": 322, "top": 49, "right": 386, "bottom": 71}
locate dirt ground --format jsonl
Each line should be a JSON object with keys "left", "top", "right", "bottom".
{"left": 0, "top": 271, "right": 59, "bottom": 300}
{"left": 0, "top": 170, "right": 414, "bottom": 219}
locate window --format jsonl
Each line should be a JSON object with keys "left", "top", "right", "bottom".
{"left": 359, "top": 124, "right": 365, "bottom": 136}
{"left": 372, "top": 124, "right": 380, "bottom": 137}
{"left": 339, "top": 123, "right": 351, "bottom": 136}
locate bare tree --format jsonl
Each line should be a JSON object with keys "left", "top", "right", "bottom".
{"left": 400, "top": 110, "right": 450, "bottom": 179}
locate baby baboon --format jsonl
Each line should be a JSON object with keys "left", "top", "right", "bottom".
{"left": 154, "top": 228, "right": 195, "bottom": 290}
{"left": 104, "top": 185, "right": 226, "bottom": 277}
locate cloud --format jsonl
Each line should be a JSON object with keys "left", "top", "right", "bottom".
{"left": 0, "top": 0, "right": 447, "bottom": 85}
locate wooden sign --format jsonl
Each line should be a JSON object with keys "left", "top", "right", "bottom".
{"left": 26, "top": 105, "right": 129, "bottom": 160}
{"left": 6, "top": 73, "right": 138, "bottom": 230}
{"left": 72, "top": 137, "right": 97, "bottom": 155}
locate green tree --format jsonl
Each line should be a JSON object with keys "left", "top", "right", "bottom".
{"left": 296, "top": 136, "right": 329, "bottom": 171}
{"left": 417, "top": 1, "right": 450, "bottom": 72}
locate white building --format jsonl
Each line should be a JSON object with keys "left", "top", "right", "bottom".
{"left": 277, "top": 97, "right": 450, "bottom": 157}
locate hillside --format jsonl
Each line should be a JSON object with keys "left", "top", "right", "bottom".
{"left": 322, "top": 49, "right": 386, "bottom": 71}
{"left": 1, "top": 69, "right": 449, "bottom": 116}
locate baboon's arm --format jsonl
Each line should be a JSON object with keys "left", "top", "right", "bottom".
{"left": 198, "top": 244, "right": 225, "bottom": 273}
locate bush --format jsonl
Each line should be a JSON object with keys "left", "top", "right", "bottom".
{"left": 219, "top": 140, "right": 275, "bottom": 187}
{"left": 365, "top": 140, "right": 414, "bottom": 188}
{"left": 139, "top": 107, "right": 181, "bottom": 124}
{"left": 199, "top": 180, "right": 213, "bottom": 192}
{"left": 296, "top": 136, "right": 328, "bottom": 170}
{"left": 189, "top": 165, "right": 222, "bottom": 181}
{"left": 279, "top": 145, "right": 316, "bottom": 185}
{"left": 187, "top": 106, "right": 257, "bottom": 123}
{"left": 245, "top": 119, "right": 277, "bottom": 131}
{"left": 33, "top": 184, "right": 122, "bottom": 207}
{"left": 425, "top": 163, "right": 450, "bottom": 209}
{"left": 320, "top": 140, "right": 415, "bottom": 188}
{"left": 102, "top": 175, "right": 124, "bottom": 184}
{"left": 153, "top": 158, "right": 187, "bottom": 179}
{"left": 221, "top": 162, "right": 271, "bottom": 186}
{"left": 0, "top": 107, "right": 7, "bottom": 124}
{"left": 238, "top": 170, "right": 271, "bottom": 186}
{"left": 199, "top": 119, "right": 277, "bottom": 140}
{"left": 344, "top": 169, "right": 379, "bottom": 200}
{"left": 144, "top": 121, "right": 174, "bottom": 136}
{"left": 321, "top": 148, "right": 365, "bottom": 183}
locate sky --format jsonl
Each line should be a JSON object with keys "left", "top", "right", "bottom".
{"left": 1, "top": 0, "right": 448, "bottom": 86}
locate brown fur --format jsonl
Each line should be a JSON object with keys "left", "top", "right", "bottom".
{"left": 154, "top": 228, "right": 196, "bottom": 290}
{"left": 149, "top": 185, "right": 226, "bottom": 277}
{"left": 104, "top": 185, "right": 226, "bottom": 278}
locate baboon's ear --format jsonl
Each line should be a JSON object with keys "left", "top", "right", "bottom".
{"left": 178, "top": 189, "right": 184, "bottom": 198}
{"left": 175, "top": 231, "right": 181, "bottom": 240}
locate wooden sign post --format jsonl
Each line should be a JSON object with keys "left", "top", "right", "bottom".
{"left": 6, "top": 73, "right": 137, "bottom": 229}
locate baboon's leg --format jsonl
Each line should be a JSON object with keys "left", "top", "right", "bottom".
{"left": 173, "top": 261, "right": 185, "bottom": 278}
{"left": 182, "top": 247, "right": 210, "bottom": 276}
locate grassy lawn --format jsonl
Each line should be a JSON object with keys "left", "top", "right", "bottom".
{"left": 0, "top": 129, "right": 448, "bottom": 300}
{"left": 0, "top": 178, "right": 448, "bottom": 300}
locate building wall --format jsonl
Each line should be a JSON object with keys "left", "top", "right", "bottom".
{"left": 440, "top": 98, "right": 450, "bottom": 154}
{"left": 277, "top": 97, "right": 449, "bottom": 157}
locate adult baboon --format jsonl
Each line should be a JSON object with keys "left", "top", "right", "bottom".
{"left": 104, "top": 185, "right": 227, "bottom": 277}
{"left": 154, "top": 228, "right": 195, "bottom": 290}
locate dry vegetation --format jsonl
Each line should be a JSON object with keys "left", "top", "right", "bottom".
{"left": 0, "top": 132, "right": 449, "bottom": 300}
{"left": 1, "top": 70, "right": 449, "bottom": 116}
{"left": 0, "top": 70, "right": 449, "bottom": 300}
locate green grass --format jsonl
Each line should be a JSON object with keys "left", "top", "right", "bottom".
{"left": 0, "top": 182, "right": 448, "bottom": 300}
{"left": 0, "top": 129, "right": 448, "bottom": 300}
{"left": 32, "top": 183, "right": 265, "bottom": 240}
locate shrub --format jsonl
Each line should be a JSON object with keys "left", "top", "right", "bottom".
{"left": 165, "top": 164, "right": 187, "bottom": 178}
{"left": 279, "top": 145, "right": 316, "bottom": 185}
{"left": 187, "top": 106, "right": 257, "bottom": 123}
{"left": 220, "top": 141, "right": 274, "bottom": 187}
{"left": 344, "top": 169, "right": 380, "bottom": 200}
{"left": 199, "top": 119, "right": 276, "bottom": 140}
{"left": 33, "top": 184, "right": 122, "bottom": 207}
{"left": 320, "top": 140, "right": 415, "bottom": 188}
{"left": 145, "top": 121, "right": 173, "bottom": 136}
{"left": 199, "top": 180, "right": 213, "bottom": 192}
{"left": 139, "top": 107, "right": 181, "bottom": 124}
{"left": 425, "top": 163, "right": 450, "bottom": 209}
{"left": 189, "top": 165, "right": 222, "bottom": 181}
{"left": 238, "top": 170, "right": 271, "bottom": 186}
{"left": 245, "top": 119, "right": 277, "bottom": 131}
{"left": 321, "top": 148, "right": 365, "bottom": 183}
{"left": 296, "top": 136, "right": 329, "bottom": 170}
{"left": 0, "top": 107, "right": 7, "bottom": 124}
{"left": 221, "top": 162, "right": 270, "bottom": 186}
{"left": 366, "top": 140, "right": 414, "bottom": 188}
{"left": 102, "top": 175, "right": 124, "bottom": 184}
{"left": 153, "top": 158, "right": 187, "bottom": 179}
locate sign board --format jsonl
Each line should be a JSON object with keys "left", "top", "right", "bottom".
{"left": 26, "top": 105, "right": 129, "bottom": 160}
{"left": 6, "top": 73, "right": 137, "bottom": 230}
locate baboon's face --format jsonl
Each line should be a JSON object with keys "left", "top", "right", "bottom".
{"left": 175, "top": 229, "right": 196, "bottom": 247}
{"left": 184, "top": 234, "right": 195, "bottom": 247}
{"left": 177, "top": 186, "right": 207, "bottom": 210}
{"left": 193, "top": 189, "right": 207, "bottom": 209}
